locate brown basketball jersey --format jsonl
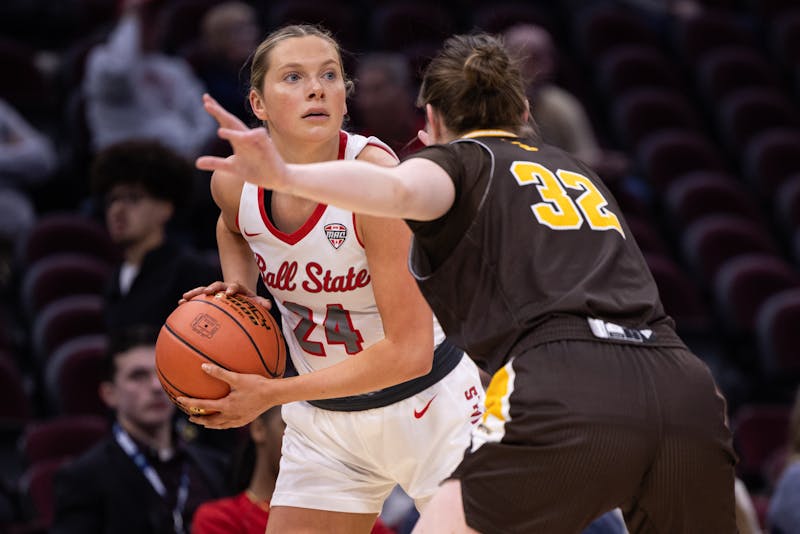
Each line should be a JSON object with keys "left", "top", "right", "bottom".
{"left": 406, "top": 131, "right": 671, "bottom": 374}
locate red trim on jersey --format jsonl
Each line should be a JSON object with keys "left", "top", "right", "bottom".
{"left": 338, "top": 130, "right": 347, "bottom": 159}
{"left": 258, "top": 188, "right": 327, "bottom": 245}
{"left": 255, "top": 133, "right": 351, "bottom": 245}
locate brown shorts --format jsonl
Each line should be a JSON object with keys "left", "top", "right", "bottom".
{"left": 451, "top": 339, "right": 737, "bottom": 534}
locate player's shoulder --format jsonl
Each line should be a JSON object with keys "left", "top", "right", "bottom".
{"left": 342, "top": 131, "right": 398, "bottom": 165}
{"left": 210, "top": 167, "right": 247, "bottom": 208}
{"left": 358, "top": 143, "right": 398, "bottom": 167}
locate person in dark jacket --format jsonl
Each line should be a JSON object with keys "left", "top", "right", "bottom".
{"left": 52, "top": 325, "right": 227, "bottom": 534}
{"left": 90, "top": 139, "right": 220, "bottom": 331}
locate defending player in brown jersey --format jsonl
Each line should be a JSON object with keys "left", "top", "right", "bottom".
{"left": 196, "top": 32, "right": 737, "bottom": 534}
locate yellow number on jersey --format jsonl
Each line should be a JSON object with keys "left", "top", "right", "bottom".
{"left": 511, "top": 162, "right": 582, "bottom": 230}
{"left": 510, "top": 162, "right": 625, "bottom": 238}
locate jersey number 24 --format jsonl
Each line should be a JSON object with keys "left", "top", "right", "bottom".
{"left": 284, "top": 301, "right": 364, "bottom": 356}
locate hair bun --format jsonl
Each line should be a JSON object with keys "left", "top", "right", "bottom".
{"left": 463, "top": 41, "right": 509, "bottom": 92}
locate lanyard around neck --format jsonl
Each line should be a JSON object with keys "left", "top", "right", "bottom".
{"left": 113, "top": 423, "right": 190, "bottom": 534}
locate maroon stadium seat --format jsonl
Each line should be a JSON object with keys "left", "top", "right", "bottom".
{"left": 20, "top": 414, "right": 109, "bottom": 464}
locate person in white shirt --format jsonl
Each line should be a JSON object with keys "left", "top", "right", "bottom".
{"left": 0, "top": 98, "right": 57, "bottom": 188}
{"left": 82, "top": 0, "right": 216, "bottom": 160}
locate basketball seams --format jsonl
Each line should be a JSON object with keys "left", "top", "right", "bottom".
{"left": 163, "top": 322, "right": 234, "bottom": 371}
{"left": 156, "top": 365, "right": 188, "bottom": 402}
{"left": 185, "top": 297, "right": 283, "bottom": 377}
{"left": 155, "top": 294, "right": 285, "bottom": 409}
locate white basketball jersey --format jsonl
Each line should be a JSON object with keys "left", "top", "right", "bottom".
{"left": 238, "top": 131, "right": 444, "bottom": 376}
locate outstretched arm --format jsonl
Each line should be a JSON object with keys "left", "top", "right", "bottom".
{"left": 196, "top": 94, "right": 456, "bottom": 221}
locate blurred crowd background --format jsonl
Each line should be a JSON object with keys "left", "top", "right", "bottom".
{"left": 1, "top": 0, "right": 800, "bottom": 532}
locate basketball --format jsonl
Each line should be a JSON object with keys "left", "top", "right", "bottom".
{"left": 155, "top": 292, "right": 286, "bottom": 414}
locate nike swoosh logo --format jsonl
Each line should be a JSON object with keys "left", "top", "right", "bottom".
{"left": 242, "top": 228, "right": 261, "bottom": 237}
{"left": 414, "top": 394, "right": 437, "bottom": 419}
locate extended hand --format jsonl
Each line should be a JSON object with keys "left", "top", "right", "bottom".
{"left": 179, "top": 281, "right": 271, "bottom": 310}
{"left": 176, "top": 364, "right": 277, "bottom": 429}
{"left": 196, "top": 94, "right": 290, "bottom": 192}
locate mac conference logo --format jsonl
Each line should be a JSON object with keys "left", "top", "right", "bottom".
{"left": 324, "top": 223, "right": 347, "bottom": 249}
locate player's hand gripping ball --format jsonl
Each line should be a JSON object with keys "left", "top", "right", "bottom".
{"left": 155, "top": 292, "right": 285, "bottom": 415}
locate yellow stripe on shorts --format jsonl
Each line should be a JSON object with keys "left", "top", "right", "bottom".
{"left": 471, "top": 359, "right": 516, "bottom": 451}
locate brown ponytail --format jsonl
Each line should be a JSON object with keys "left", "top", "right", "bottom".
{"left": 418, "top": 33, "right": 531, "bottom": 136}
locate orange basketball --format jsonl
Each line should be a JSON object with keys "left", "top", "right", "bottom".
{"left": 155, "top": 292, "right": 286, "bottom": 414}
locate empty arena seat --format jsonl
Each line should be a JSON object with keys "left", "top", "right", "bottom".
{"left": 572, "top": 3, "right": 661, "bottom": 62}
{"left": 713, "top": 253, "right": 800, "bottom": 335}
{"left": 682, "top": 215, "right": 779, "bottom": 284}
{"left": 596, "top": 45, "right": 683, "bottom": 97}
{"left": 31, "top": 295, "right": 106, "bottom": 367}
{"left": 644, "top": 253, "right": 712, "bottom": 335}
{"left": 695, "top": 46, "right": 782, "bottom": 103}
{"left": 672, "top": 10, "right": 757, "bottom": 63}
{"left": 636, "top": 130, "right": 728, "bottom": 193}
{"left": 743, "top": 128, "right": 800, "bottom": 197}
{"left": 21, "top": 254, "right": 112, "bottom": 320}
{"left": 664, "top": 171, "right": 764, "bottom": 231}
{"left": 718, "top": 88, "right": 800, "bottom": 154}
{"left": 44, "top": 334, "right": 108, "bottom": 416}
{"left": 755, "top": 288, "right": 800, "bottom": 384}
{"left": 774, "top": 175, "right": 800, "bottom": 234}
{"left": 20, "top": 212, "right": 117, "bottom": 268}
{"left": 20, "top": 414, "right": 109, "bottom": 464}
{"left": 610, "top": 88, "right": 704, "bottom": 149}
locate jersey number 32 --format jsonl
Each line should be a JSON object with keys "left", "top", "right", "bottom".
{"left": 511, "top": 161, "right": 625, "bottom": 238}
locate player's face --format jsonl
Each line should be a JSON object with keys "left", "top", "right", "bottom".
{"left": 252, "top": 36, "right": 347, "bottom": 144}
{"left": 104, "top": 184, "right": 173, "bottom": 246}
{"left": 104, "top": 346, "right": 174, "bottom": 430}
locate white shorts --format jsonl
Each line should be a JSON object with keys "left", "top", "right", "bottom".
{"left": 271, "top": 356, "right": 484, "bottom": 514}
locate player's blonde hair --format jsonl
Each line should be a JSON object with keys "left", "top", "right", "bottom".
{"left": 249, "top": 24, "right": 354, "bottom": 98}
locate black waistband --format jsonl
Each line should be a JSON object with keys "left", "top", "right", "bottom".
{"left": 511, "top": 314, "right": 687, "bottom": 358}
{"left": 308, "top": 339, "right": 463, "bottom": 412}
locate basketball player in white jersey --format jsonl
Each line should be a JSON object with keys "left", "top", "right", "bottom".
{"left": 179, "top": 25, "right": 484, "bottom": 534}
